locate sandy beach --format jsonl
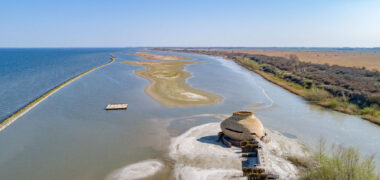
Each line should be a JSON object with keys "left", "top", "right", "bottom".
{"left": 122, "top": 60, "right": 222, "bottom": 107}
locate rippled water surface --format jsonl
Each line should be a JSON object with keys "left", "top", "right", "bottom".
{"left": 0, "top": 49, "right": 379, "bottom": 179}
{"left": 0, "top": 48, "right": 122, "bottom": 120}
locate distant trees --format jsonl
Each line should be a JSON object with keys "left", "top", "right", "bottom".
{"left": 164, "top": 48, "right": 380, "bottom": 123}
{"left": 243, "top": 54, "right": 380, "bottom": 109}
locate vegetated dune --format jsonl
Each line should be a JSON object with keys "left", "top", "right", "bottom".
{"left": 122, "top": 61, "right": 222, "bottom": 107}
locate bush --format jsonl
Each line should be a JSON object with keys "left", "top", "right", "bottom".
{"left": 304, "top": 87, "right": 331, "bottom": 102}
{"left": 361, "top": 107, "right": 375, "bottom": 115}
{"left": 324, "top": 98, "right": 341, "bottom": 108}
{"left": 361, "top": 105, "right": 380, "bottom": 117}
{"left": 301, "top": 142, "right": 379, "bottom": 180}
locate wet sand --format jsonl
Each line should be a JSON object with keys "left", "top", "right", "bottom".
{"left": 132, "top": 52, "right": 192, "bottom": 61}
{"left": 122, "top": 61, "right": 222, "bottom": 107}
{"left": 215, "top": 49, "right": 380, "bottom": 71}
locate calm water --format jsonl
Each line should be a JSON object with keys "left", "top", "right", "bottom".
{"left": 0, "top": 49, "right": 379, "bottom": 179}
{"left": 0, "top": 48, "right": 121, "bottom": 120}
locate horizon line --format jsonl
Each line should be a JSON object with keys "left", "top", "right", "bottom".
{"left": 1, "top": 46, "right": 380, "bottom": 49}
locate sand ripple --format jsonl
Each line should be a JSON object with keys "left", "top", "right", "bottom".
{"left": 105, "top": 159, "right": 163, "bottom": 180}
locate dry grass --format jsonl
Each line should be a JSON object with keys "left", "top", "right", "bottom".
{"left": 286, "top": 155, "right": 314, "bottom": 170}
{"left": 217, "top": 49, "right": 380, "bottom": 71}
{"left": 301, "top": 143, "right": 379, "bottom": 180}
{"left": 234, "top": 55, "right": 380, "bottom": 125}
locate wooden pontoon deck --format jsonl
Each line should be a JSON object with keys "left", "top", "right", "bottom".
{"left": 105, "top": 104, "right": 128, "bottom": 110}
{"left": 218, "top": 132, "right": 279, "bottom": 179}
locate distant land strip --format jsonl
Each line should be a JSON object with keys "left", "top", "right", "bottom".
{"left": 0, "top": 56, "right": 116, "bottom": 132}
{"left": 155, "top": 48, "right": 380, "bottom": 125}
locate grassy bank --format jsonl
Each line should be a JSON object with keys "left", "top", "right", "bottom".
{"left": 234, "top": 56, "right": 380, "bottom": 125}
{"left": 0, "top": 56, "right": 116, "bottom": 132}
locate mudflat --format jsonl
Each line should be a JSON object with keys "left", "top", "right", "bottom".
{"left": 122, "top": 61, "right": 222, "bottom": 107}
{"left": 132, "top": 52, "right": 192, "bottom": 61}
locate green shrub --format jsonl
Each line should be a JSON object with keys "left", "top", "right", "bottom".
{"left": 324, "top": 98, "right": 341, "bottom": 108}
{"left": 361, "top": 107, "right": 375, "bottom": 115}
{"left": 361, "top": 105, "right": 380, "bottom": 117}
{"left": 374, "top": 111, "right": 380, "bottom": 117}
{"left": 301, "top": 143, "right": 379, "bottom": 180}
{"left": 304, "top": 87, "right": 331, "bottom": 101}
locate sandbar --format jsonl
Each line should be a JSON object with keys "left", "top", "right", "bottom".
{"left": 122, "top": 61, "right": 222, "bottom": 107}
{"left": 132, "top": 52, "right": 192, "bottom": 60}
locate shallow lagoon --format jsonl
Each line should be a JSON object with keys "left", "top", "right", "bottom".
{"left": 0, "top": 49, "right": 379, "bottom": 179}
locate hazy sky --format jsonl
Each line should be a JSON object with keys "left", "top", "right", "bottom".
{"left": 1, "top": 0, "right": 379, "bottom": 47}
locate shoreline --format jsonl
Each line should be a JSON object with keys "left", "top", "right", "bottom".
{"left": 157, "top": 49, "right": 380, "bottom": 125}
{"left": 234, "top": 58, "right": 380, "bottom": 125}
{"left": 0, "top": 56, "right": 116, "bottom": 132}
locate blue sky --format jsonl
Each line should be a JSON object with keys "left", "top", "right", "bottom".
{"left": 0, "top": 0, "right": 379, "bottom": 47}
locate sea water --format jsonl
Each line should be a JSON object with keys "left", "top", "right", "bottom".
{"left": 0, "top": 49, "right": 379, "bottom": 179}
{"left": 0, "top": 48, "right": 121, "bottom": 120}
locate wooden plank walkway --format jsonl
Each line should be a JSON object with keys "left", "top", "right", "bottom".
{"left": 105, "top": 104, "right": 128, "bottom": 110}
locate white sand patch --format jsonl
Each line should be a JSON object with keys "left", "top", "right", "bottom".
{"left": 169, "top": 123, "right": 244, "bottom": 180}
{"left": 180, "top": 92, "right": 208, "bottom": 100}
{"left": 169, "top": 122, "right": 310, "bottom": 180}
{"left": 105, "top": 159, "right": 164, "bottom": 180}
{"left": 260, "top": 129, "right": 310, "bottom": 179}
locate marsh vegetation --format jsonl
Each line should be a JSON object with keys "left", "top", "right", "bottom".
{"left": 161, "top": 49, "right": 380, "bottom": 125}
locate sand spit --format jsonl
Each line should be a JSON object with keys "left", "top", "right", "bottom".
{"left": 105, "top": 159, "right": 164, "bottom": 180}
{"left": 122, "top": 61, "right": 222, "bottom": 107}
{"left": 0, "top": 57, "right": 116, "bottom": 132}
{"left": 169, "top": 123, "right": 310, "bottom": 180}
{"left": 132, "top": 52, "right": 192, "bottom": 61}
